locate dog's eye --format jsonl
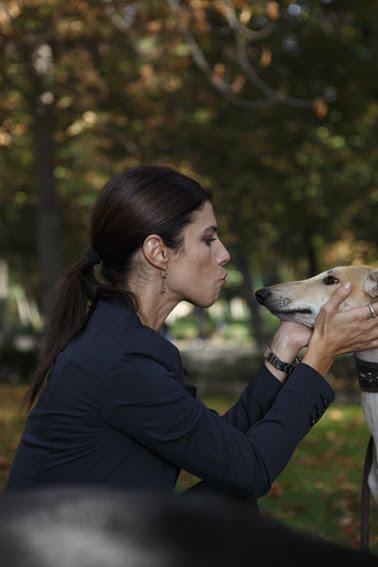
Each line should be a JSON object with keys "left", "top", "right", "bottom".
{"left": 323, "top": 275, "right": 339, "bottom": 285}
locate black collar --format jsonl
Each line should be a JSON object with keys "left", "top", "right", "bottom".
{"left": 354, "top": 355, "right": 378, "bottom": 392}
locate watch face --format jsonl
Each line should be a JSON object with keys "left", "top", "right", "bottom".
{"left": 275, "top": 360, "right": 287, "bottom": 371}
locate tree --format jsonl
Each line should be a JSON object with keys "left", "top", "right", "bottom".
{"left": 1, "top": 0, "right": 376, "bottom": 340}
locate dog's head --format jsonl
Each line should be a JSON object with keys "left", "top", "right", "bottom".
{"left": 255, "top": 266, "right": 378, "bottom": 328}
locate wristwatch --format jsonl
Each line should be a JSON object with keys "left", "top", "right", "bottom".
{"left": 264, "top": 347, "right": 299, "bottom": 375}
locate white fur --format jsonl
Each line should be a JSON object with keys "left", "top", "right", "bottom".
{"left": 358, "top": 349, "right": 378, "bottom": 504}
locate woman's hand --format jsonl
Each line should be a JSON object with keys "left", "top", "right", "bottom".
{"left": 302, "top": 283, "right": 378, "bottom": 375}
{"left": 271, "top": 321, "right": 313, "bottom": 362}
{"left": 266, "top": 321, "right": 313, "bottom": 384}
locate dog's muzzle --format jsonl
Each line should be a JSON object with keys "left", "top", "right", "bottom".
{"left": 255, "top": 288, "right": 271, "bottom": 305}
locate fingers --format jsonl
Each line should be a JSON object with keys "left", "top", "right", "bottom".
{"left": 322, "top": 282, "right": 352, "bottom": 313}
{"left": 344, "top": 301, "right": 378, "bottom": 321}
{"left": 354, "top": 337, "right": 378, "bottom": 353}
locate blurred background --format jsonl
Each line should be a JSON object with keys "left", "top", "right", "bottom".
{"left": 0, "top": 0, "right": 377, "bottom": 551}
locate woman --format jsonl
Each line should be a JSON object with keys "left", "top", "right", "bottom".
{"left": 5, "top": 166, "right": 378, "bottom": 506}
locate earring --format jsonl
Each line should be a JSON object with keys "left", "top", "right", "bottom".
{"left": 160, "top": 268, "right": 168, "bottom": 294}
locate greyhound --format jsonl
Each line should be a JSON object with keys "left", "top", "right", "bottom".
{"left": 0, "top": 487, "right": 376, "bottom": 566}
{"left": 255, "top": 265, "right": 378, "bottom": 502}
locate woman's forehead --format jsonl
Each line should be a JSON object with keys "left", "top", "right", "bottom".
{"left": 192, "top": 202, "right": 217, "bottom": 230}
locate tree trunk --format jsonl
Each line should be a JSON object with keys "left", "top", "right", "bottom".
{"left": 304, "top": 230, "right": 318, "bottom": 277}
{"left": 0, "top": 259, "right": 9, "bottom": 346}
{"left": 231, "top": 242, "right": 268, "bottom": 352}
{"left": 194, "top": 306, "right": 213, "bottom": 340}
{"left": 32, "top": 87, "right": 62, "bottom": 318}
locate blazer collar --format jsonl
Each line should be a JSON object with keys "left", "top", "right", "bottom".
{"left": 96, "top": 295, "right": 185, "bottom": 382}
{"left": 103, "top": 295, "right": 149, "bottom": 329}
{"left": 96, "top": 295, "right": 181, "bottom": 364}
{"left": 101, "top": 295, "right": 164, "bottom": 334}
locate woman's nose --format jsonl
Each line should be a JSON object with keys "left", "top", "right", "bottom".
{"left": 220, "top": 244, "right": 231, "bottom": 265}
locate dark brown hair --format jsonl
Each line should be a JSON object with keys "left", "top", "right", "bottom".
{"left": 21, "top": 165, "right": 212, "bottom": 412}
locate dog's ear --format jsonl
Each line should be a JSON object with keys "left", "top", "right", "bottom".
{"left": 363, "top": 269, "right": 378, "bottom": 298}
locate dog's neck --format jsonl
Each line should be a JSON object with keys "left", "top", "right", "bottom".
{"left": 355, "top": 348, "right": 378, "bottom": 364}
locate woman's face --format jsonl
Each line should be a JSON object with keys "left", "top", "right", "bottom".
{"left": 169, "top": 201, "right": 231, "bottom": 307}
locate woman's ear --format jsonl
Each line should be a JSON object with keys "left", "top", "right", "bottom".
{"left": 142, "top": 234, "right": 168, "bottom": 269}
{"left": 363, "top": 269, "right": 378, "bottom": 298}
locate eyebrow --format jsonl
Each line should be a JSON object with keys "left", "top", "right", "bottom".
{"left": 201, "top": 225, "right": 218, "bottom": 234}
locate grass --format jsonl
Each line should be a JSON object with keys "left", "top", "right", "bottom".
{"left": 1, "top": 385, "right": 377, "bottom": 553}
{"left": 177, "top": 394, "right": 378, "bottom": 553}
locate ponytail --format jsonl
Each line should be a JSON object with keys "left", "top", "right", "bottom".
{"left": 21, "top": 255, "right": 100, "bottom": 413}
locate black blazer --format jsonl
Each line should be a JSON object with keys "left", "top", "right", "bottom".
{"left": 5, "top": 296, "right": 334, "bottom": 503}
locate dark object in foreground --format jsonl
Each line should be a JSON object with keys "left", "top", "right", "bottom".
{"left": 0, "top": 487, "right": 376, "bottom": 566}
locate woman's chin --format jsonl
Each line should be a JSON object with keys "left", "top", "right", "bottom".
{"left": 189, "top": 296, "right": 217, "bottom": 309}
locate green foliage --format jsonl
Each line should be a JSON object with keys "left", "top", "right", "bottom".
{"left": 0, "top": 0, "right": 376, "bottom": 303}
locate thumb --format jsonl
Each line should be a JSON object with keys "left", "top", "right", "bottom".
{"left": 324, "top": 282, "right": 352, "bottom": 312}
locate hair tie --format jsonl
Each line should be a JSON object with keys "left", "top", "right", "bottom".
{"left": 85, "top": 248, "right": 101, "bottom": 266}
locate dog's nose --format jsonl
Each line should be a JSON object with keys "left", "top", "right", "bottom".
{"left": 255, "top": 288, "right": 271, "bottom": 305}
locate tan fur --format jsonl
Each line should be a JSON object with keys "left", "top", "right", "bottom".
{"left": 258, "top": 266, "right": 378, "bottom": 328}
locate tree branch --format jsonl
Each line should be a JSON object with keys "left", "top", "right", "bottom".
{"left": 223, "top": 0, "right": 316, "bottom": 108}
{"left": 167, "top": 0, "right": 273, "bottom": 109}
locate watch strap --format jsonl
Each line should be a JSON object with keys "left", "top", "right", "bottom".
{"left": 264, "top": 347, "right": 297, "bottom": 374}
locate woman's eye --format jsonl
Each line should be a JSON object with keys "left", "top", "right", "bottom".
{"left": 205, "top": 238, "right": 217, "bottom": 246}
{"left": 323, "top": 275, "right": 339, "bottom": 285}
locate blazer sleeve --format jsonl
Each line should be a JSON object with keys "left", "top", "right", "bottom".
{"left": 100, "top": 354, "right": 334, "bottom": 499}
{"left": 217, "top": 364, "right": 283, "bottom": 432}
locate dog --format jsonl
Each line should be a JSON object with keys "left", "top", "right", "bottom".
{"left": 255, "top": 265, "right": 378, "bottom": 502}
{"left": 0, "top": 487, "right": 376, "bottom": 566}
